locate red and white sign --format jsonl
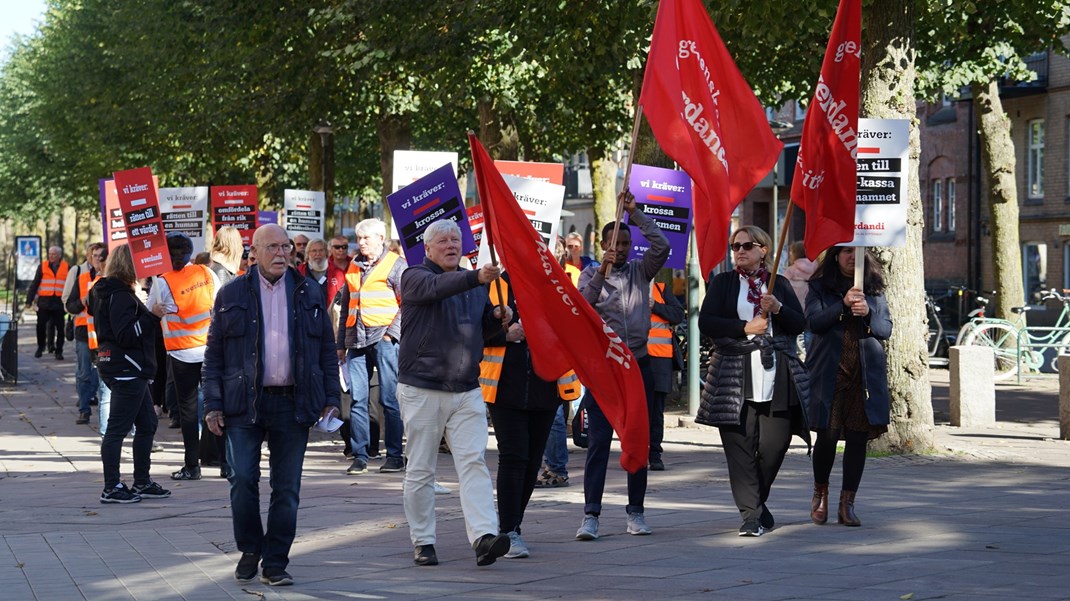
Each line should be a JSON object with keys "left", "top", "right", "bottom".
{"left": 210, "top": 185, "right": 259, "bottom": 247}
{"left": 112, "top": 167, "right": 170, "bottom": 279}
{"left": 494, "top": 160, "right": 565, "bottom": 186}
{"left": 465, "top": 204, "right": 485, "bottom": 269}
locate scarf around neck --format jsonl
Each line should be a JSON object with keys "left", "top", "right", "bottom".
{"left": 736, "top": 266, "right": 769, "bottom": 317}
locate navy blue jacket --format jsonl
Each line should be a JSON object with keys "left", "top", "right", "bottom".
{"left": 202, "top": 267, "right": 341, "bottom": 426}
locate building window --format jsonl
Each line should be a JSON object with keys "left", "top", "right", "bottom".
{"left": 795, "top": 99, "right": 807, "bottom": 121}
{"left": 931, "top": 179, "right": 944, "bottom": 232}
{"left": 1027, "top": 119, "right": 1044, "bottom": 198}
{"left": 1022, "top": 242, "right": 1047, "bottom": 305}
{"left": 946, "top": 178, "right": 956, "bottom": 233}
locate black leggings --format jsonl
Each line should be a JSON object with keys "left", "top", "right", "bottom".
{"left": 812, "top": 428, "right": 868, "bottom": 492}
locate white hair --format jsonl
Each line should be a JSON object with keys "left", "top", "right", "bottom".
{"left": 355, "top": 218, "right": 387, "bottom": 239}
{"left": 423, "top": 219, "right": 460, "bottom": 244}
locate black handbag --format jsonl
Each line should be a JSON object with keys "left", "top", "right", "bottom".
{"left": 64, "top": 316, "right": 75, "bottom": 341}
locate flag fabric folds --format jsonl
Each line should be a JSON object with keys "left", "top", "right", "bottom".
{"left": 790, "top": 0, "right": 862, "bottom": 260}
{"left": 468, "top": 133, "right": 649, "bottom": 474}
{"left": 639, "top": 0, "right": 783, "bottom": 276}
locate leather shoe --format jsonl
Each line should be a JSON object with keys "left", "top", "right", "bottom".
{"left": 838, "top": 490, "right": 861, "bottom": 527}
{"left": 234, "top": 552, "right": 259, "bottom": 582}
{"left": 473, "top": 533, "right": 509, "bottom": 566}
{"left": 414, "top": 544, "right": 438, "bottom": 566}
{"left": 811, "top": 483, "right": 829, "bottom": 524}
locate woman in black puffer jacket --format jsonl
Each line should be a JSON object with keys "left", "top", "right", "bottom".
{"left": 697, "top": 226, "right": 809, "bottom": 537}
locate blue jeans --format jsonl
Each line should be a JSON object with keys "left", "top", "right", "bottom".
{"left": 542, "top": 404, "right": 569, "bottom": 476}
{"left": 225, "top": 391, "right": 310, "bottom": 571}
{"left": 346, "top": 339, "right": 403, "bottom": 461}
{"left": 75, "top": 339, "right": 98, "bottom": 415}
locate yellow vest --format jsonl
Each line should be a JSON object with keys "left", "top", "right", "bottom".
{"left": 76, "top": 269, "right": 101, "bottom": 349}
{"left": 161, "top": 265, "right": 215, "bottom": 351}
{"left": 39, "top": 260, "right": 69, "bottom": 297}
{"left": 344, "top": 252, "right": 401, "bottom": 328}
{"left": 647, "top": 281, "right": 674, "bottom": 358}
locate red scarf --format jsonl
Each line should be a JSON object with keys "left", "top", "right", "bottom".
{"left": 736, "top": 266, "right": 769, "bottom": 317}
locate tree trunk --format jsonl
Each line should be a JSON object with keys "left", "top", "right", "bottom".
{"left": 589, "top": 148, "right": 620, "bottom": 261}
{"left": 377, "top": 113, "right": 412, "bottom": 231}
{"left": 973, "top": 79, "right": 1025, "bottom": 319}
{"left": 860, "top": 0, "right": 935, "bottom": 453}
{"left": 477, "top": 98, "right": 519, "bottom": 161}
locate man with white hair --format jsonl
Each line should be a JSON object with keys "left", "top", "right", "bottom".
{"left": 337, "top": 219, "right": 406, "bottom": 475}
{"left": 25, "top": 245, "right": 69, "bottom": 360}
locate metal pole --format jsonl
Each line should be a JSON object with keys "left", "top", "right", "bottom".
{"left": 687, "top": 228, "right": 703, "bottom": 416}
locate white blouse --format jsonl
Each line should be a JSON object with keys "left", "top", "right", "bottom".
{"left": 736, "top": 274, "right": 775, "bottom": 402}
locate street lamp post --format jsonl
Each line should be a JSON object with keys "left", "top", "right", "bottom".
{"left": 768, "top": 120, "right": 793, "bottom": 250}
{"left": 313, "top": 121, "right": 335, "bottom": 236}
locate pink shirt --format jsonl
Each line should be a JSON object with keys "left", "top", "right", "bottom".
{"left": 258, "top": 270, "right": 293, "bottom": 386}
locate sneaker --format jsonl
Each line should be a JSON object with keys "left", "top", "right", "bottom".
{"left": 534, "top": 470, "right": 569, "bottom": 488}
{"left": 346, "top": 459, "right": 368, "bottom": 475}
{"left": 575, "top": 514, "right": 599, "bottom": 540}
{"left": 34, "top": 348, "right": 43, "bottom": 358}
{"left": 131, "top": 481, "right": 171, "bottom": 499}
{"left": 76, "top": 412, "right": 90, "bottom": 425}
{"left": 759, "top": 505, "right": 775, "bottom": 531}
{"left": 433, "top": 482, "right": 451, "bottom": 495}
{"left": 739, "top": 519, "right": 764, "bottom": 537}
{"left": 472, "top": 533, "right": 510, "bottom": 566}
{"left": 260, "top": 567, "right": 293, "bottom": 586}
{"left": 379, "top": 456, "right": 406, "bottom": 473}
{"left": 55, "top": 351, "right": 64, "bottom": 361}
{"left": 150, "top": 443, "right": 164, "bottom": 453}
{"left": 234, "top": 552, "right": 260, "bottom": 582}
{"left": 626, "top": 512, "right": 652, "bottom": 535}
{"left": 100, "top": 483, "right": 141, "bottom": 504}
{"left": 414, "top": 544, "right": 438, "bottom": 566}
{"left": 648, "top": 453, "right": 665, "bottom": 471}
{"left": 168, "top": 418, "right": 180, "bottom": 429}
{"left": 170, "top": 466, "right": 202, "bottom": 481}
{"left": 503, "top": 531, "right": 530, "bottom": 559}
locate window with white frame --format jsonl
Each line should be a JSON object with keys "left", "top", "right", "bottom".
{"left": 1027, "top": 119, "right": 1044, "bottom": 198}
{"left": 946, "top": 178, "right": 956, "bottom": 233}
{"left": 931, "top": 179, "right": 944, "bottom": 232}
{"left": 1022, "top": 242, "right": 1048, "bottom": 305}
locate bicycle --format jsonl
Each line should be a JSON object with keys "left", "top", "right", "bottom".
{"left": 959, "top": 288, "right": 1070, "bottom": 381}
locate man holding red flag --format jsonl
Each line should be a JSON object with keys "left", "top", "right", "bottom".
{"left": 790, "top": 0, "right": 862, "bottom": 260}
{"left": 640, "top": 0, "right": 782, "bottom": 275}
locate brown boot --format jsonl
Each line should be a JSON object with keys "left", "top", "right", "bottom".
{"left": 838, "top": 490, "right": 861, "bottom": 527}
{"left": 810, "top": 483, "right": 829, "bottom": 524}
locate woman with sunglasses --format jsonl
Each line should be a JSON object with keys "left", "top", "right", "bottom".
{"left": 696, "top": 226, "right": 810, "bottom": 537}
{"left": 804, "top": 246, "right": 891, "bottom": 527}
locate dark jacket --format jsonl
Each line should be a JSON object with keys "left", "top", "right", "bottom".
{"left": 398, "top": 258, "right": 505, "bottom": 393}
{"left": 202, "top": 267, "right": 341, "bottom": 426}
{"left": 805, "top": 279, "right": 893, "bottom": 428}
{"left": 88, "top": 277, "right": 160, "bottom": 380}
{"left": 650, "top": 282, "right": 686, "bottom": 393}
{"left": 696, "top": 271, "right": 809, "bottom": 430}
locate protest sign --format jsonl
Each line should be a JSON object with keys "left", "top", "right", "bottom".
{"left": 112, "top": 167, "right": 169, "bottom": 279}
{"left": 210, "top": 185, "right": 258, "bottom": 247}
{"left": 851, "top": 118, "right": 908, "bottom": 248}
{"left": 493, "top": 160, "right": 565, "bottom": 186}
{"left": 392, "top": 150, "right": 459, "bottom": 193}
{"left": 158, "top": 187, "right": 209, "bottom": 255}
{"left": 465, "top": 204, "right": 485, "bottom": 269}
{"left": 387, "top": 163, "right": 475, "bottom": 263}
{"left": 627, "top": 164, "right": 694, "bottom": 270}
{"left": 282, "top": 189, "right": 325, "bottom": 239}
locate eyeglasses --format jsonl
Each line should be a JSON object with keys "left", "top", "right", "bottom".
{"left": 331, "top": 244, "right": 348, "bottom": 250}
{"left": 731, "top": 242, "right": 764, "bottom": 252}
{"left": 263, "top": 243, "right": 294, "bottom": 255}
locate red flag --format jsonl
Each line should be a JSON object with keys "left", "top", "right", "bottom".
{"left": 790, "top": 0, "right": 862, "bottom": 260}
{"left": 640, "top": 0, "right": 782, "bottom": 276}
{"left": 468, "top": 133, "right": 649, "bottom": 474}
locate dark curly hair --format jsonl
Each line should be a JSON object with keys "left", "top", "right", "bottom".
{"left": 813, "top": 246, "right": 885, "bottom": 296}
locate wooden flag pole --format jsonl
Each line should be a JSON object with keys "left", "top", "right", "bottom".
{"left": 467, "top": 131, "right": 508, "bottom": 316}
{"left": 606, "top": 104, "right": 645, "bottom": 278}
{"left": 766, "top": 199, "right": 796, "bottom": 296}
{"left": 853, "top": 246, "right": 865, "bottom": 291}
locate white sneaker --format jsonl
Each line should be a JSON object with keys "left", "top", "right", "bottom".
{"left": 575, "top": 514, "right": 599, "bottom": 540}
{"left": 503, "top": 531, "right": 530, "bottom": 559}
{"left": 433, "top": 482, "right": 451, "bottom": 495}
{"left": 626, "top": 512, "right": 652, "bottom": 535}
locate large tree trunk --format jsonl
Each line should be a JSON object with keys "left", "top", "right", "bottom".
{"left": 477, "top": 98, "right": 519, "bottom": 161}
{"left": 860, "top": 0, "right": 935, "bottom": 453}
{"left": 377, "top": 113, "right": 412, "bottom": 231}
{"left": 973, "top": 79, "right": 1025, "bottom": 319}
{"left": 589, "top": 147, "right": 620, "bottom": 261}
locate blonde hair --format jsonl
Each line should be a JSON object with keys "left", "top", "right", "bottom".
{"left": 731, "top": 225, "right": 774, "bottom": 269}
{"left": 104, "top": 243, "right": 137, "bottom": 286}
{"left": 210, "top": 226, "right": 244, "bottom": 273}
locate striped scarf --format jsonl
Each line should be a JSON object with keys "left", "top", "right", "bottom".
{"left": 736, "top": 266, "right": 769, "bottom": 317}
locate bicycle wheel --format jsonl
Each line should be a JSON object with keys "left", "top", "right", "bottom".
{"left": 1050, "top": 332, "right": 1070, "bottom": 373}
{"left": 964, "top": 323, "right": 1020, "bottom": 381}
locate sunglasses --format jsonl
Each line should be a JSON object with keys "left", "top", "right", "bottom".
{"left": 331, "top": 245, "right": 348, "bottom": 250}
{"left": 731, "top": 241, "right": 765, "bottom": 252}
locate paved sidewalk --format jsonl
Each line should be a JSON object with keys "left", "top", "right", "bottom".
{"left": 2, "top": 318, "right": 1069, "bottom": 600}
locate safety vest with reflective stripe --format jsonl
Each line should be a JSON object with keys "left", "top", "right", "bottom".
{"left": 478, "top": 279, "right": 581, "bottom": 403}
{"left": 563, "top": 263, "right": 580, "bottom": 287}
{"left": 160, "top": 264, "right": 215, "bottom": 351}
{"left": 648, "top": 281, "right": 673, "bottom": 358}
{"left": 344, "top": 252, "right": 401, "bottom": 328}
{"left": 38, "top": 260, "right": 69, "bottom": 297}
{"left": 76, "top": 269, "right": 102, "bottom": 349}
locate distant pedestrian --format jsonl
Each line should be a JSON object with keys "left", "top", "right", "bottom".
{"left": 646, "top": 280, "right": 684, "bottom": 471}
{"left": 63, "top": 242, "right": 108, "bottom": 426}
{"left": 804, "top": 246, "right": 891, "bottom": 527}
{"left": 25, "top": 245, "right": 68, "bottom": 360}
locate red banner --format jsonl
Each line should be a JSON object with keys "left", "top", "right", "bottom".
{"left": 790, "top": 0, "right": 862, "bottom": 260}
{"left": 210, "top": 185, "right": 259, "bottom": 247}
{"left": 112, "top": 167, "right": 169, "bottom": 279}
{"left": 639, "top": 0, "right": 782, "bottom": 276}
{"left": 469, "top": 133, "right": 649, "bottom": 473}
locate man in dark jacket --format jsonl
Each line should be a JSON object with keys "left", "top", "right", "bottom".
{"left": 202, "top": 224, "right": 341, "bottom": 587}
{"left": 25, "top": 245, "right": 69, "bottom": 359}
{"left": 397, "top": 218, "right": 512, "bottom": 568}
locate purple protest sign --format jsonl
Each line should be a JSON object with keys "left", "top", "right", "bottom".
{"left": 627, "top": 164, "right": 693, "bottom": 270}
{"left": 258, "top": 210, "right": 279, "bottom": 226}
{"left": 387, "top": 163, "right": 476, "bottom": 263}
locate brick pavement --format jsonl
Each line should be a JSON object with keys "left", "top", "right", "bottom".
{"left": 2, "top": 317, "right": 1069, "bottom": 600}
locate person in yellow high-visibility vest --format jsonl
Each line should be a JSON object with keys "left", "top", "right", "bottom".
{"left": 63, "top": 242, "right": 108, "bottom": 426}
{"left": 646, "top": 280, "right": 684, "bottom": 471}
{"left": 148, "top": 233, "right": 220, "bottom": 481}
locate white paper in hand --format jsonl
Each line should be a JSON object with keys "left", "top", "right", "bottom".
{"left": 314, "top": 415, "right": 344, "bottom": 433}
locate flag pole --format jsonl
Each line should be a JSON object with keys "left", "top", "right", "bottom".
{"left": 467, "top": 131, "right": 508, "bottom": 316}
{"left": 606, "top": 104, "right": 645, "bottom": 277}
{"left": 765, "top": 199, "right": 795, "bottom": 297}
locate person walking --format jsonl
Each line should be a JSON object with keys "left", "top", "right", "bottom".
{"left": 63, "top": 242, "right": 107, "bottom": 425}
{"left": 88, "top": 243, "right": 169, "bottom": 504}
{"left": 26, "top": 245, "right": 68, "bottom": 360}
{"left": 696, "top": 225, "right": 810, "bottom": 537}
{"left": 397, "top": 219, "right": 512, "bottom": 567}
{"left": 202, "top": 224, "right": 341, "bottom": 586}
{"left": 804, "top": 246, "right": 892, "bottom": 527}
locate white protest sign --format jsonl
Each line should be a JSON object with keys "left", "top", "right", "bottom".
{"left": 159, "top": 187, "right": 209, "bottom": 255}
{"left": 850, "top": 118, "right": 909, "bottom": 247}
{"left": 477, "top": 173, "right": 566, "bottom": 266}
{"left": 283, "top": 189, "right": 326, "bottom": 240}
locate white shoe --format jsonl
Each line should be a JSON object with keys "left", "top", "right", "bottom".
{"left": 626, "top": 512, "right": 652, "bottom": 535}
{"left": 433, "top": 482, "right": 451, "bottom": 495}
{"left": 575, "top": 514, "right": 599, "bottom": 540}
{"left": 503, "top": 531, "right": 529, "bottom": 559}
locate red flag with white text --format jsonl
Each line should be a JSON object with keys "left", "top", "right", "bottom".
{"left": 790, "top": 0, "right": 862, "bottom": 260}
{"left": 639, "top": 0, "right": 782, "bottom": 276}
{"left": 468, "top": 133, "right": 649, "bottom": 474}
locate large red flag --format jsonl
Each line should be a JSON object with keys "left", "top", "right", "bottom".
{"left": 790, "top": 0, "right": 862, "bottom": 260}
{"left": 468, "top": 133, "right": 649, "bottom": 474}
{"left": 640, "top": 0, "right": 782, "bottom": 276}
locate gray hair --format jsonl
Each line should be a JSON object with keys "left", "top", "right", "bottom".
{"left": 355, "top": 218, "right": 387, "bottom": 239}
{"left": 423, "top": 219, "right": 460, "bottom": 245}
{"left": 305, "top": 237, "right": 327, "bottom": 251}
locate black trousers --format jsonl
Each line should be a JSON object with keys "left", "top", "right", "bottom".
{"left": 812, "top": 427, "right": 869, "bottom": 492}
{"left": 488, "top": 403, "right": 557, "bottom": 534}
{"left": 100, "top": 377, "right": 158, "bottom": 490}
{"left": 650, "top": 390, "right": 666, "bottom": 456}
{"left": 718, "top": 400, "right": 792, "bottom": 522}
{"left": 36, "top": 306, "right": 65, "bottom": 353}
{"left": 167, "top": 356, "right": 203, "bottom": 470}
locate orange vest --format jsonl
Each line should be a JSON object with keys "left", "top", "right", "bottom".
{"left": 76, "top": 269, "right": 102, "bottom": 349}
{"left": 39, "top": 260, "right": 69, "bottom": 297}
{"left": 564, "top": 263, "right": 580, "bottom": 287}
{"left": 160, "top": 265, "right": 215, "bottom": 351}
{"left": 478, "top": 279, "right": 581, "bottom": 404}
{"left": 647, "top": 282, "right": 674, "bottom": 358}
{"left": 344, "top": 252, "right": 401, "bottom": 328}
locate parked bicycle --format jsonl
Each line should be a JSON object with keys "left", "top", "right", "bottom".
{"left": 958, "top": 288, "right": 1070, "bottom": 381}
